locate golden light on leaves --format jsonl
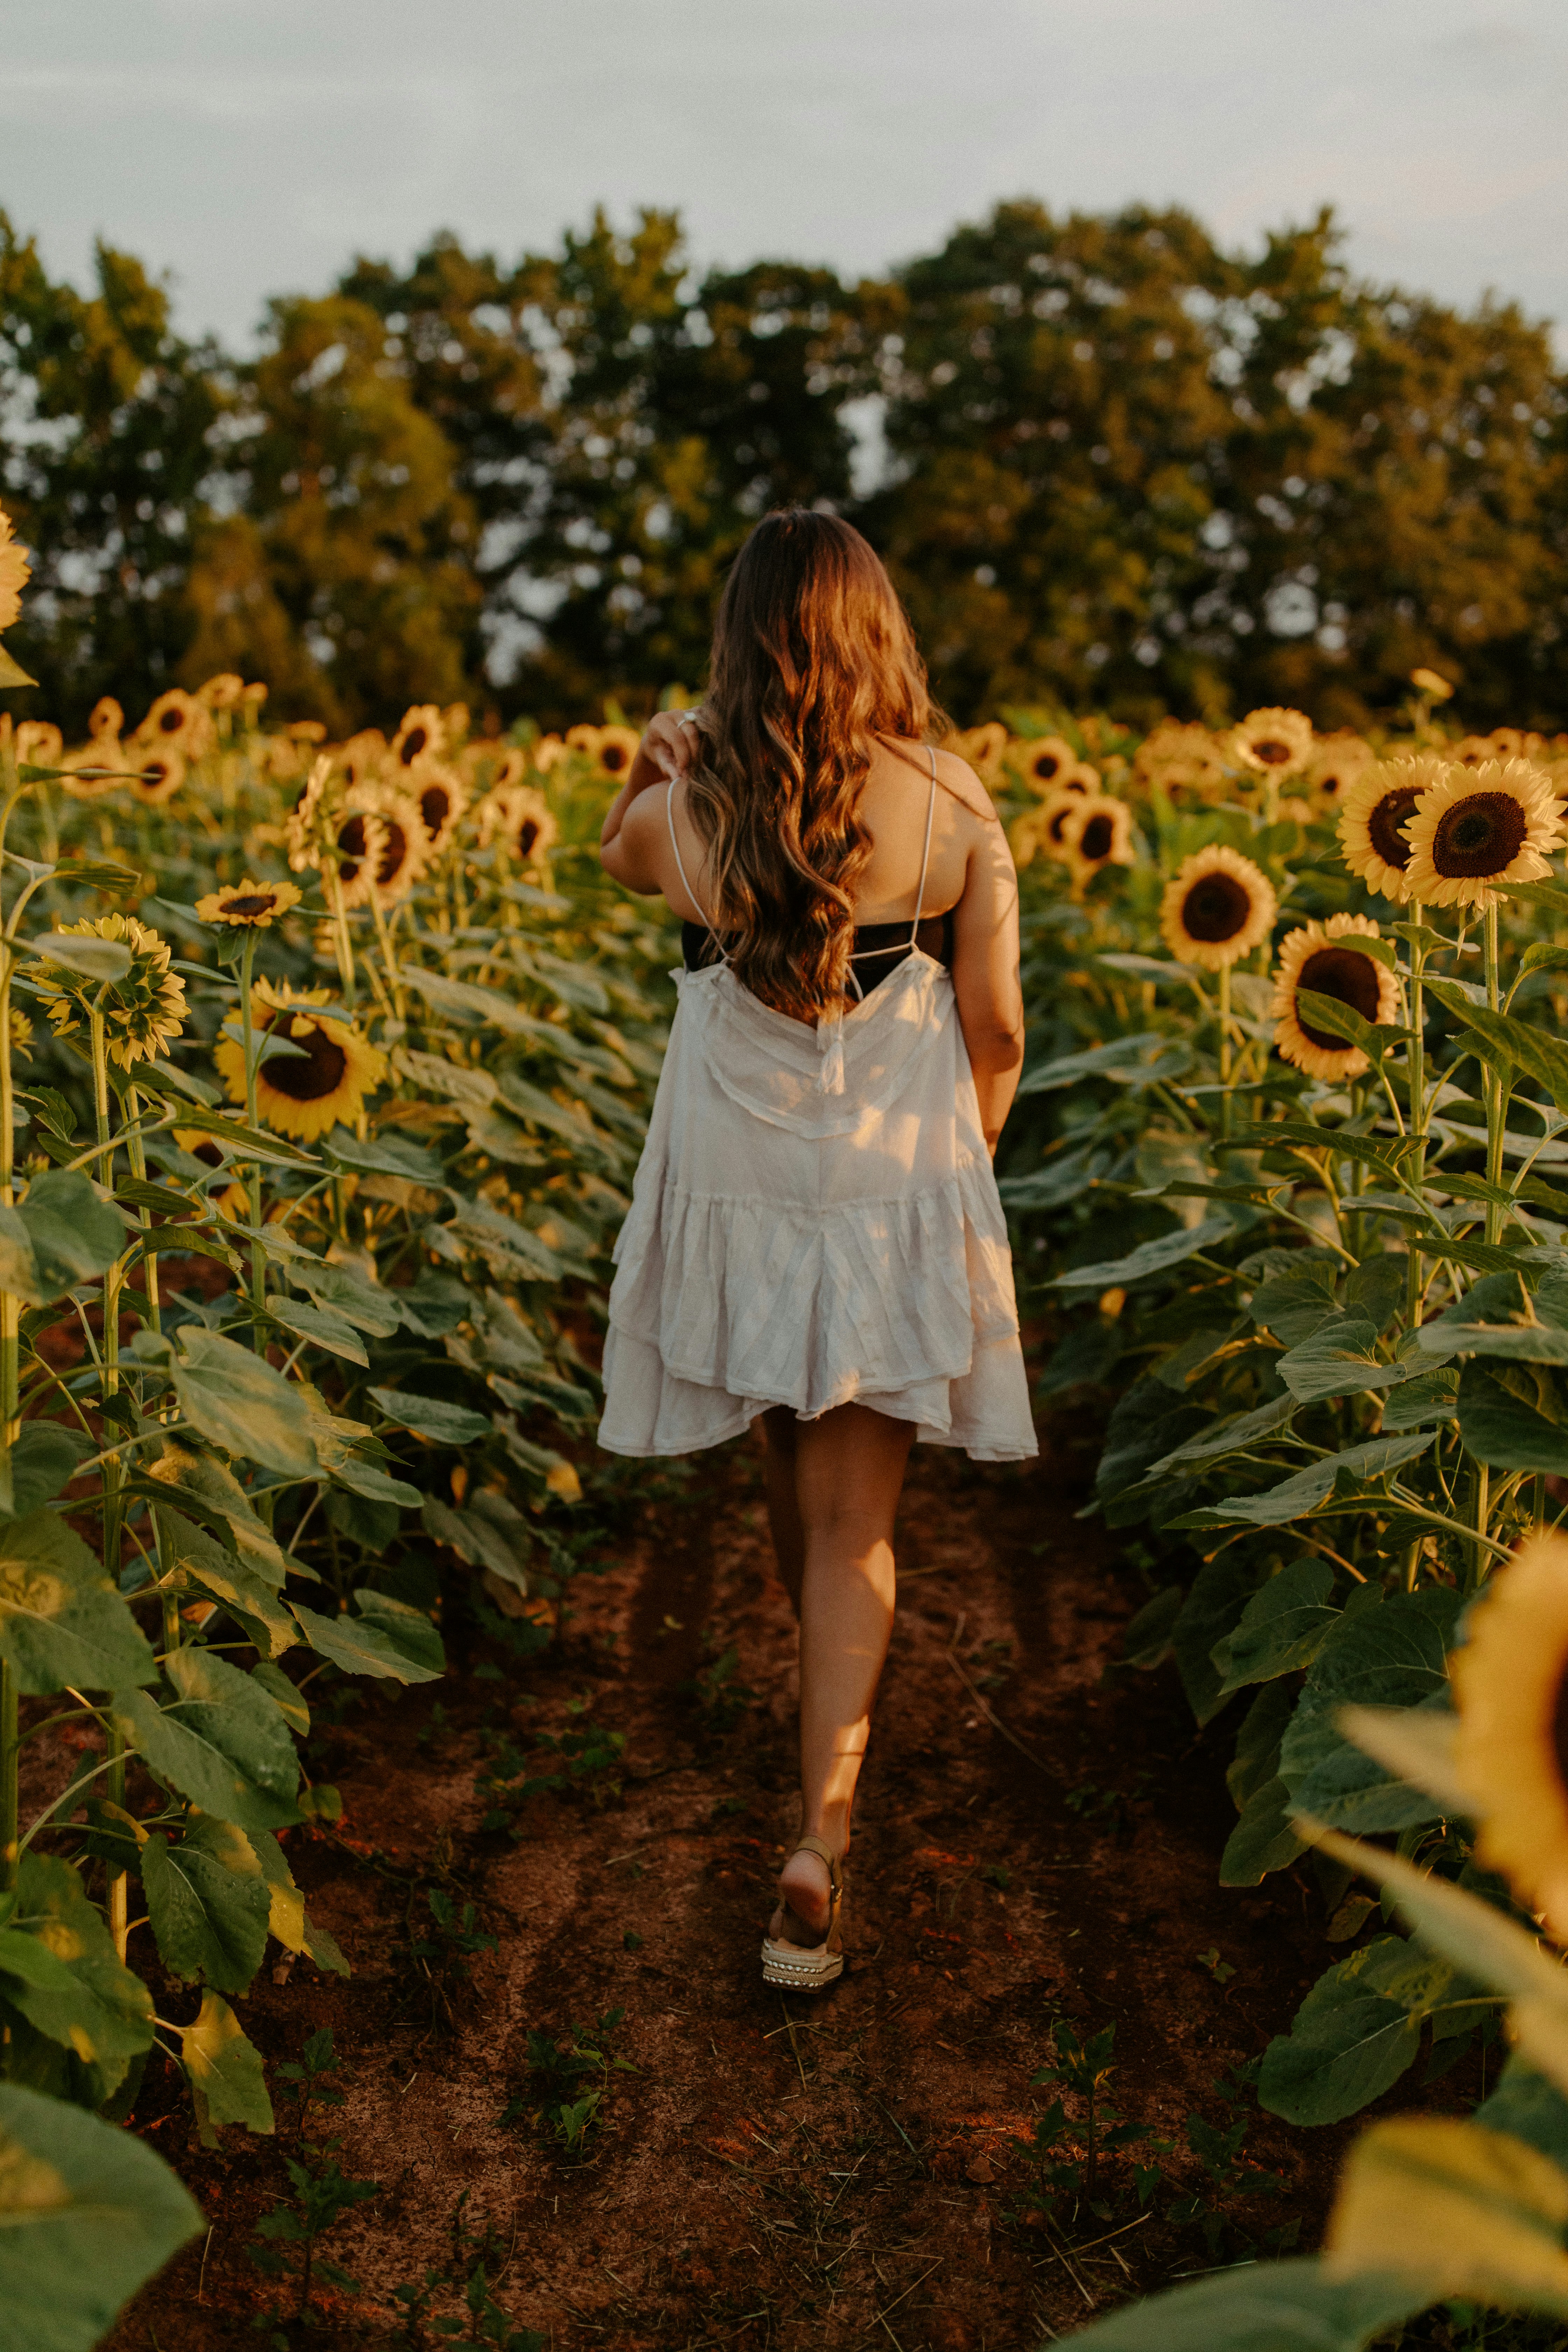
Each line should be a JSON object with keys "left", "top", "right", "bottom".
{"left": 1272, "top": 913, "right": 1397, "bottom": 1082}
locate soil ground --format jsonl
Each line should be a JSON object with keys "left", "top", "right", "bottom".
{"left": 105, "top": 1407, "right": 1387, "bottom": 2352}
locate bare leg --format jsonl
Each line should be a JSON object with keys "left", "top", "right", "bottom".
{"left": 761, "top": 1405, "right": 804, "bottom": 1612}
{"left": 762, "top": 1402, "right": 914, "bottom": 1947}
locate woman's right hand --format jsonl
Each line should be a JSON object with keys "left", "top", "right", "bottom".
{"left": 636, "top": 708, "right": 704, "bottom": 784}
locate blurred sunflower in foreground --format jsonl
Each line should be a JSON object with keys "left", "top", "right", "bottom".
{"left": 1272, "top": 913, "right": 1397, "bottom": 1081}
{"left": 29, "top": 915, "right": 187, "bottom": 1071}
{"left": 1159, "top": 846, "right": 1276, "bottom": 971}
{"left": 1450, "top": 1531, "right": 1568, "bottom": 1941}
{"left": 215, "top": 977, "right": 387, "bottom": 1144}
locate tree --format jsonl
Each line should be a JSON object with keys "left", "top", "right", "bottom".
{"left": 0, "top": 214, "right": 219, "bottom": 734}
{"left": 870, "top": 201, "right": 1568, "bottom": 729}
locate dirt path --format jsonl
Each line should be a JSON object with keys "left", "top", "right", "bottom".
{"left": 114, "top": 1415, "right": 1353, "bottom": 2350}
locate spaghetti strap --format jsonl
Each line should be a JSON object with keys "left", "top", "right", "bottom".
{"left": 909, "top": 747, "right": 939, "bottom": 945}
{"left": 667, "top": 780, "right": 726, "bottom": 963}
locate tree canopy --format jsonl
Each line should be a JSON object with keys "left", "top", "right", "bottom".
{"left": 1, "top": 201, "right": 1563, "bottom": 734}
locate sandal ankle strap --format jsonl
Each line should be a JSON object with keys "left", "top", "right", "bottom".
{"left": 790, "top": 1832, "right": 842, "bottom": 1897}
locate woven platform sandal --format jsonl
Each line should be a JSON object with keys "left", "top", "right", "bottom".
{"left": 760, "top": 1833, "right": 845, "bottom": 1991}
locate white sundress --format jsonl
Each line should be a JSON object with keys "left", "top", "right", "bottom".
{"left": 596, "top": 756, "right": 1038, "bottom": 1464}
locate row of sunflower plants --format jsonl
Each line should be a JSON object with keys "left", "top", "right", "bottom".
{"left": 986, "top": 691, "right": 1568, "bottom": 2345}
{"left": 0, "top": 507, "right": 673, "bottom": 2345}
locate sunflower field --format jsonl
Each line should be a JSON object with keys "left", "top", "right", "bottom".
{"left": 8, "top": 472, "right": 1568, "bottom": 2349}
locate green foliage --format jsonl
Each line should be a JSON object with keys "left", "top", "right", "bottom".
{"left": 0, "top": 2081, "right": 203, "bottom": 2352}
{"left": 499, "top": 2007, "right": 635, "bottom": 2158}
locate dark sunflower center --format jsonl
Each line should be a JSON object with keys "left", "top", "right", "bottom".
{"left": 601, "top": 743, "right": 629, "bottom": 774}
{"left": 1182, "top": 872, "right": 1253, "bottom": 943}
{"left": 376, "top": 823, "right": 408, "bottom": 886}
{"left": 265, "top": 1021, "right": 348, "bottom": 1103}
{"left": 1296, "top": 946, "right": 1382, "bottom": 1049}
{"left": 337, "top": 816, "right": 367, "bottom": 874}
{"left": 420, "top": 785, "right": 451, "bottom": 834}
{"left": 1047, "top": 806, "right": 1075, "bottom": 846}
{"left": 1367, "top": 787, "right": 1420, "bottom": 869}
{"left": 1034, "top": 751, "right": 1062, "bottom": 780}
{"left": 400, "top": 727, "right": 428, "bottom": 764}
{"left": 517, "top": 818, "right": 540, "bottom": 857}
{"left": 194, "top": 1141, "right": 224, "bottom": 1170}
{"left": 1253, "top": 737, "right": 1292, "bottom": 765}
{"left": 1079, "top": 814, "right": 1114, "bottom": 860}
{"left": 1430, "top": 792, "right": 1527, "bottom": 879}
{"left": 159, "top": 708, "right": 183, "bottom": 734}
{"left": 223, "top": 893, "right": 274, "bottom": 918}
{"left": 1320, "top": 771, "right": 1344, "bottom": 797}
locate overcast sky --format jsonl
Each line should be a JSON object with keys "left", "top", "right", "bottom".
{"left": 5, "top": 0, "right": 1565, "bottom": 350}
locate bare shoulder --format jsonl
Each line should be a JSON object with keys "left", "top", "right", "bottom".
{"left": 932, "top": 747, "right": 997, "bottom": 827}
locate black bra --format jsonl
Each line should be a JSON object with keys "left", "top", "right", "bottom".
{"left": 680, "top": 910, "right": 955, "bottom": 986}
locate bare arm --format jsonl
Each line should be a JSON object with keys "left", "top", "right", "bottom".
{"left": 600, "top": 709, "right": 701, "bottom": 884}
{"left": 946, "top": 773, "right": 1026, "bottom": 1156}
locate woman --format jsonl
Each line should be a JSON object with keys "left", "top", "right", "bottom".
{"left": 597, "top": 510, "right": 1035, "bottom": 1989}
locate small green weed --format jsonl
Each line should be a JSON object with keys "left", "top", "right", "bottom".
{"left": 679, "top": 1631, "right": 754, "bottom": 1735}
{"left": 1021, "top": 2017, "right": 1157, "bottom": 2225}
{"left": 476, "top": 1701, "right": 626, "bottom": 1832}
{"left": 389, "top": 2194, "right": 545, "bottom": 2351}
{"left": 247, "top": 2029, "right": 377, "bottom": 2330}
{"left": 499, "top": 2007, "right": 636, "bottom": 2158}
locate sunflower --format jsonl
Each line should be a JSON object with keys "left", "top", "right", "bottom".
{"left": 285, "top": 756, "right": 334, "bottom": 871}
{"left": 1409, "top": 666, "right": 1455, "bottom": 702}
{"left": 411, "top": 764, "right": 469, "bottom": 854}
{"left": 1159, "top": 846, "right": 1277, "bottom": 971}
{"left": 1134, "top": 721, "right": 1229, "bottom": 801}
{"left": 1068, "top": 795, "right": 1135, "bottom": 877}
{"left": 88, "top": 697, "right": 123, "bottom": 744}
{"left": 1030, "top": 785, "right": 1096, "bottom": 864}
{"left": 566, "top": 720, "right": 639, "bottom": 776}
{"left": 353, "top": 782, "right": 430, "bottom": 905}
{"left": 128, "top": 746, "right": 186, "bottom": 807}
{"left": 1403, "top": 757, "right": 1565, "bottom": 909}
{"left": 1336, "top": 756, "right": 1437, "bottom": 901}
{"left": 335, "top": 729, "right": 388, "bottom": 788}
{"left": 195, "top": 877, "right": 303, "bottom": 929}
{"left": 1272, "top": 914, "right": 1398, "bottom": 1082}
{"left": 195, "top": 672, "right": 246, "bottom": 712}
{"left": 136, "top": 688, "right": 215, "bottom": 761}
{"left": 30, "top": 914, "right": 188, "bottom": 1072}
{"left": 391, "top": 704, "right": 446, "bottom": 768}
{"left": 1304, "top": 734, "right": 1376, "bottom": 804}
{"left": 0, "top": 503, "right": 30, "bottom": 632}
{"left": 953, "top": 721, "right": 1008, "bottom": 780}
{"left": 331, "top": 807, "right": 390, "bottom": 910}
{"left": 214, "top": 978, "right": 388, "bottom": 1146}
{"left": 1449, "top": 1530, "right": 1568, "bottom": 1940}
{"left": 1231, "top": 707, "right": 1314, "bottom": 778}
{"left": 14, "top": 722, "right": 62, "bottom": 769}
{"left": 1012, "top": 736, "right": 1084, "bottom": 794}
{"left": 478, "top": 784, "right": 558, "bottom": 866}
{"left": 468, "top": 745, "right": 526, "bottom": 792}
{"left": 172, "top": 1127, "right": 248, "bottom": 1220}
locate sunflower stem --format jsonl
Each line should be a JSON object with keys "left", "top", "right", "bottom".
{"left": 88, "top": 1002, "right": 129, "bottom": 1956}
{"left": 1469, "top": 1460, "right": 1491, "bottom": 1595}
{"left": 325, "top": 865, "right": 356, "bottom": 1012}
{"left": 367, "top": 886, "right": 406, "bottom": 1023}
{"left": 237, "top": 929, "right": 267, "bottom": 1344}
{"left": 1483, "top": 898, "right": 1507, "bottom": 1246}
{"left": 1404, "top": 900, "right": 1428, "bottom": 1334}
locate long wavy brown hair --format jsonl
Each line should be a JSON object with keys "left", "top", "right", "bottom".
{"left": 685, "top": 510, "right": 946, "bottom": 1020}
